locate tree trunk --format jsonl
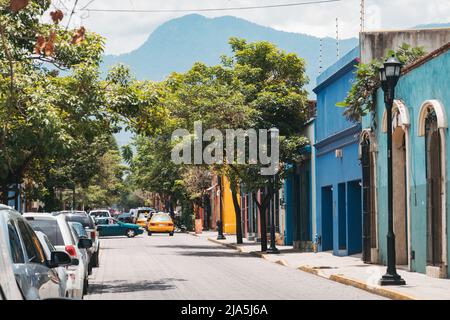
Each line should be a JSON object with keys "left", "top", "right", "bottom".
{"left": 254, "top": 185, "right": 274, "bottom": 252}
{"left": 259, "top": 200, "right": 268, "bottom": 252}
{"left": 1, "top": 183, "right": 8, "bottom": 205}
{"left": 72, "top": 187, "right": 76, "bottom": 210}
{"left": 230, "top": 183, "right": 243, "bottom": 245}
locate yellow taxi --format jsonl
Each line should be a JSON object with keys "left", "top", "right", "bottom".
{"left": 147, "top": 213, "right": 174, "bottom": 236}
{"left": 136, "top": 213, "right": 148, "bottom": 229}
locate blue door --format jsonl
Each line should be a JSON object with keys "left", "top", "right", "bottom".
{"left": 321, "top": 186, "right": 333, "bottom": 251}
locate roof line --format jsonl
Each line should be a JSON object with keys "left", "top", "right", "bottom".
{"left": 402, "top": 41, "right": 450, "bottom": 75}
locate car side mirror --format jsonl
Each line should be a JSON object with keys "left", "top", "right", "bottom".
{"left": 71, "top": 258, "right": 80, "bottom": 266}
{"left": 78, "top": 238, "right": 93, "bottom": 249}
{"left": 49, "top": 251, "right": 72, "bottom": 268}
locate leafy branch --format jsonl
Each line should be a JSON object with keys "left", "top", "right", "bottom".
{"left": 337, "top": 43, "right": 427, "bottom": 123}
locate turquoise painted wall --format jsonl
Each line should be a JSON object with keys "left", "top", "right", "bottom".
{"left": 369, "top": 50, "right": 450, "bottom": 276}
{"left": 284, "top": 173, "right": 294, "bottom": 245}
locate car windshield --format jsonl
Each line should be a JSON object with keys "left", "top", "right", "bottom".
{"left": 27, "top": 219, "right": 64, "bottom": 246}
{"left": 91, "top": 212, "right": 109, "bottom": 217}
{"left": 152, "top": 215, "right": 171, "bottom": 222}
{"left": 62, "top": 214, "right": 95, "bottom": 229}
{"left": 99, "top": 218, "right": 118, "bottom": 225}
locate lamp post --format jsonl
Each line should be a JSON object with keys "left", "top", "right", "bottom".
{"left": 266, "top": 175, "right": 280, "bottom": 254}
{"left": 266, "top": 128, "right": 280, "bottom": 254}
{"left": 379, "top": 56, "right": 406, "bottom": 286}
{"left": 217, "top": 175, "right": 226, "bottom": 240}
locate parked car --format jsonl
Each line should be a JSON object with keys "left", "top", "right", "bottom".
{"left": 130, "top": 207, "right": 155, "bottom": 224}
{"left": 135, "top": 213, "right": 149, "bottom": 229}
{"left": 89, "top": 209, "right": 111, "bottom": 223}
{"left": 23, "top": 212, "right": 91, "bottom": 299}
{"left": 147, "top": 213, "right": 175, "bottom": 236}
{"left": 57, "top": 211, "right": 100, "bottom": 269}
{"left": 0, "top": 208, "right": 23, "bottom": 300}
{"left": 117, "top": 212, "right": 133, "bottom": 223}
{"left": 35, "top": 231, "right": 69, "bottom": 297}
{"left": 97, "top": 217, "right": 144, "bottom": 238}
{"left": 1, "top": 206, "right": 72, "bottom": 300}
{"left": 68, "top": 221, "right": 92, "bottom": 275}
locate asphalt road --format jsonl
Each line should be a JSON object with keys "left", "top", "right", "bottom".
{"left": 85, "top": 233, "right": 385, "bottom": 300}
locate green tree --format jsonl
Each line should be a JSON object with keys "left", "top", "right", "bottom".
{"left": 0, "top": 1, "right": 107, "bottom": 204}
{"left": 337, "top": 43, "right": 426, "bottom": 122}
{"left": 221, "top": 38, "right": 310, "bottom": 248}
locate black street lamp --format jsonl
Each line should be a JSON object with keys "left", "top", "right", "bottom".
{"left": 217, "top": 175, "right": 226, "bottom": 240}
{"left": 379, "top": 56, "right": 406, "bottom": 286}
{"left": 266, "top": 174, "right": 280, "bottom": 254}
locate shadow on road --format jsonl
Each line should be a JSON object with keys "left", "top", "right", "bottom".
{"left": 175, "top": 250, "right": 254, "bottom": 258}
{"left": 89, "top": 278, "right": 187, "bottom": 295}
{"left": 154, "top": 244, "right": 225, "bottom": 250}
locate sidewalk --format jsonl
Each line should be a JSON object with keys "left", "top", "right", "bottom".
{"left": 190, "top": 231, "right": 450, "bottom": 300}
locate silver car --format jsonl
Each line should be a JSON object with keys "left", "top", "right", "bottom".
{"left": 0, "top": 213, "right": 23, "bottom": 300}
{"left": 57, "top": 211, "right": 100, "bottom": 271}
{"left": 68, "top": 222, "right": 91, "bottom": 276}
{"left": 35, "top": 231, "right": 69, "bottom": 297}
{"left": 0, "top": 205, "right": 72, "bottom": 300}
{"left": 24, "top": 212, "right": 91, "bottom": 299}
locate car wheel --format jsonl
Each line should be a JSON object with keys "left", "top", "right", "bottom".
{"left": 92, "top": 249, "right": 99, "bottom": 268}
{"left": 88, "top": 263, "right": 93, "bottom": 275}
{"left": 126, "top": 229, "right": 136, "bottom": 238}
{"left": 169, "top": 232, "right": 174, "bottom": 236}
{"left": 83, "top": 278, "right": 88, "bottom": 295}
{"left": 147, "top": 231, "right": 152, "bottom": 236}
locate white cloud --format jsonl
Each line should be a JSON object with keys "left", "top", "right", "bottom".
{"left": 53, "top": 0, "right": 450, "bottom": 54}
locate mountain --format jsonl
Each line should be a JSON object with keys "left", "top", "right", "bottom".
{"left": 102, "top": 14, "right": 358, "bottom": 93}
{"left": 414, "top": 22, "right": 450, "bottom": 29}
{"left": 106, "top": 14, "right": 358, "bottom": 147}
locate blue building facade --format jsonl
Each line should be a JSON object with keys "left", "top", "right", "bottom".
{"left": 313, "top": 47, "right": 363, "bottom": 256}
{"left": 7, "top": 185, "right": 23, "bottom": 212}
{"left": 362, "top": 43, "right": 450, "bottom": 278}
{"left": 284, "top": 119, "right": 316, "bottom": 250}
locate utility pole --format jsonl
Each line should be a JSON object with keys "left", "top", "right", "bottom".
{"left": 319, "top": 38, "right": 323, "bottom": 75}
{"left": 336, "top": 17, "right": 340, "bottom": 60}
{"left": 360, "top": 0, "right": 365, "bottom": 33}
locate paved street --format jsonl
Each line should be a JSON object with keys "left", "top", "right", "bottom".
{"left": 85, "top": 233, "right": 385, "bottom": 300}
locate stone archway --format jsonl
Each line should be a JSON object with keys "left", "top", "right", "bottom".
{"left": 382, "top": 100, "right": 411, "bottom": 268}
{"left": 360, "top": 130, "right": 378, "bottom": 263}
{"left": 418, "top": 100, "right": 448, "bottom": 278}
{"left": 392, "top": 126, "right": 408, "bottom": 265}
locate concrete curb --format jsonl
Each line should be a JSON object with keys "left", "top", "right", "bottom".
{"left": 207, "top": 238, "right": 286, "bottom": 264}
{"left": 298, "top": 265, "right": 418, "bottom": 300}
{"left": 329, "top": 274, "right": 417, "bottom": 301}
{"left": 207, "top": 237, "right": 418, "bottom": 300}
{"left": 187, "top": 232, "right": 199, "bottom": 237}
{"left": 208, "top": 237, "right": 246, "bottom": 253}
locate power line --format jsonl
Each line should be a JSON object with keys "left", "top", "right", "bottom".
{"left": 80, "top": 0, "right": 343, "bottom": 14}
{"left": 66, "top": 0, "right": 80, "bottom": 30}
{"left": 80, "top": 0, "right": 97, "bottom": 11}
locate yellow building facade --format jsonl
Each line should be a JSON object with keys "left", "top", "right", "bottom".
{"left": 221, "top": 176, "right": 237, "bottom": 234}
